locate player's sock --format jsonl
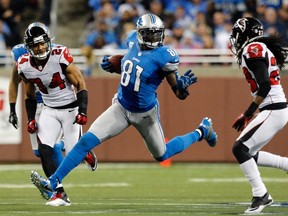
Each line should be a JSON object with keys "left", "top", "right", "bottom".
{"left": 156, "top": 131, "right": 200, "bottom": 161}
{"left": 53, "top": 139, "right": 64, "bottom": 167}
{"left": 256, "top": 151, "right": 288, "bottom": 171}
{"left": 240, "top": 158, "right": 267, "bottom": 197}
{"left": 39, "top": 144, "right": 58, "bottom": 177}
{"left": 54, "top": 132, "right": 100, "bottom": 182}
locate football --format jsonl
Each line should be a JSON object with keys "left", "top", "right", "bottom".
{"left": 108, "top": 55, "right": 124, "bottom": 73}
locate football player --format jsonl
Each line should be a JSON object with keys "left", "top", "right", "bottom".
{"left": 30, "top": 14, "right": 217, "bottom": 200}
{"left": 9, "top": 43, "right": 64, "bottom": 166}
{"left": 230, "top": 17, "right": 288, "bottom": 214}
{"left": 18, "top": 22, "right": 97, "bottom": 206}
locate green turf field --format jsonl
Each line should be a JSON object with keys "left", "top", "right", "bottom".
{"left": 0, "top": 163, "right": 287, "bottom": 216}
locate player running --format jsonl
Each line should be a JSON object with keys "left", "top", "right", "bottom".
{"left": 9, "top": 43, "right": 65, "bottom": 166}
{"left": 230, "top": 17, "right": 288, "bottom": 214}
{"left": 30, "top": 14, "right": 217, "bottom": 201}
{"left": 18, "top": 22, "right": 97, "bottom": 206}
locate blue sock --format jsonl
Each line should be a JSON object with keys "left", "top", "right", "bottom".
{"left": 53, "top": 140, "right": 64, "bottom": 167}
{"left": 156, "top": 130, "right": 200, "bottom": 161}
{"left": 54, "top": 132, "right": 100, "bottom": 182}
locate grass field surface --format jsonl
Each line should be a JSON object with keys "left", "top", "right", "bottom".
{"left": 0, "top": 163, "right": 287, "bottom": 216}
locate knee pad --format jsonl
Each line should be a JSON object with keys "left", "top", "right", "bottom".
{"left": 232, "top": 140, "right": 251, "bottom": 164}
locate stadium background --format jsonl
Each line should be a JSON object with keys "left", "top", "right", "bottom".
{"left": 0, "top": 0, "right": 288, "bottom": 163}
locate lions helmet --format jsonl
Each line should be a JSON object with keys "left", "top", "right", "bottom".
{"left": 24, "top": 22, "right": 52, "bottom": 60}
{"left": 230, "top": 17, "right": 264, "bottom": 55}
{"left": 136, "top": 13, "right": 164, "bottom": 48}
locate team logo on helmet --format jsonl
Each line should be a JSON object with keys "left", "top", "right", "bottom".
{"left": 234, "top": 18, "right": 247, "bottom": 33}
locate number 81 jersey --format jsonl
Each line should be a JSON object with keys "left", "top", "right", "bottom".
{"left": 17, "top": 45, "right": 76, "bottom": 107}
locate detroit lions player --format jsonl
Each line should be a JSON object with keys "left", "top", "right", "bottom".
{"left": 230, "top": 17, "right": 288, "bottom": 214}
{"left": 8, "top": 43, "right": 64, "bottom": 166}
{"left": 30, "top": 14, "right": 217, "bottom": 200}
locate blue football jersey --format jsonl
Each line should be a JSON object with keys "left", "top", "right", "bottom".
{"left": 11, "top": 44, "right": 27, "bottom": 62}
{"left": 12, "top": 44, "right": 43, "bottom": 103}
{"left": 117, "top": 31, "right": 179, "bottom": 112}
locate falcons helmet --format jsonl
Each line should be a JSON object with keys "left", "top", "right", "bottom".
{"left": 230, "top": 17, "right": 264, "bottom": 55}
{"left": 23, "top": 22, "right": 52, "bottom": 60}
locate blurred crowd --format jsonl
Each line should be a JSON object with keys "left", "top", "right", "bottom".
{"left": 80, "top": 0, "right": 288, "bottom": 75}
{"left": 0, "top": 0, "right": 288, "bottom": 75}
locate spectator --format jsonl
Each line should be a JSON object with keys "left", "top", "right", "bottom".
{"left": 117, "top": 0, "right": 146, "bottom": 24}
{"left": 212, "top": 10, "right": 231, "bottom": 51}
{"left": 147, "top": 0, "right": 175, "bottom": 30}
{"left": 262, "top": 7, "right": 286, "bottom": 36}
{"left": 173, "top": 5, "right": 192, "bottom": 30}
{"left": 0, "top": 19, "right": 12, "bottom": 49}
{"left": 39, "top": 0, "right": 52, "bottom": 25}
{"left": 185, "top": 0, "right": 207, "bottom": 20}
{"left": 0, "top": 0, "right": 23, "bottom": 45}
{"left": 81, "top": 19, "right": 118, "bottom": 76}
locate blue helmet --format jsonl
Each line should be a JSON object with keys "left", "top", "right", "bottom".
{"left": 136, "top": 14, "right": 165, "bottom": 49}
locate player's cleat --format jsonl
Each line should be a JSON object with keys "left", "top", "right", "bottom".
{"left": 45, "top": 192, "right": 71, "bottom": 206}
{"left": 198, "top": 117, "right": 217, "bottom": 147}
{"left": 30, "top": 170, "right": 53, "bottom": 200}
{"left": 244, "top": 193, "right": 273, "bottom": 214}
{"left": 84, "top": 150, "right": 98, "bottom": 171}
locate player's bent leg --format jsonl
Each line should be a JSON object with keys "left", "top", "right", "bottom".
{"left": 232, "top": 140, "right": 251, "bottom": 164}
{"left": 155, "top": 130, "right": 201, "bottom": 162}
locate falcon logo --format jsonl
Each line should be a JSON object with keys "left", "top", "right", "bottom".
{"left": 250, "top": 45, "right": 259, "bottom": 55}
{"left": 234, "top": 18, "right": 247, "bottom": 32}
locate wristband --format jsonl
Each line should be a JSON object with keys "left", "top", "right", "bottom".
{"left": 25, "top": 99, "right": 37, "bottom": 121}
{"left": 10, "top": 103, "right": 16, "bottom": 113}
{"left": 244, "top": 101, "right": 258, "bottom": 117}
{"left": 77, "top": 90, "right": 88, "bottom": 114}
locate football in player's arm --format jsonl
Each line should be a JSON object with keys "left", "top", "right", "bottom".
{"left": 30, "top": 14, "right": 217, "bottom": 204}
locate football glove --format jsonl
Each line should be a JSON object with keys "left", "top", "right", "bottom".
{"left": 74, "top": 113, "right": 88, "bottom": 125}
{"left": 27, "top": 119, "right": 38, "bottom": 134}
{"left": 9, "top": 112, "right": 19, "bottom": 129}
{"left": 232, "top": 113, "right": 253, "bottom": 132}
{"left": 100, "top": 56, "right": 113, "bottom": 72}
{"left": 176, "top": 70, "right": 197, "bottom": 90}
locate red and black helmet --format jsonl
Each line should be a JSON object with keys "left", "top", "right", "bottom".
{"left": 230, "top": 17, "right": 264, "bottom": 55}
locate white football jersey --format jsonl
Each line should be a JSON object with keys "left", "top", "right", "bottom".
{"left": 17, "top": 45, "right": 76, "bottom": 107}
{"left": 241, "top": 41, "right": 287, "bottom": 109}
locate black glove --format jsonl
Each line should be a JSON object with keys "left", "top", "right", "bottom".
{"left": 232, "top": 113, "right": 253, "bottom": 132}
{"left": 9, "top": 112, "right": 19, "bottom": 129}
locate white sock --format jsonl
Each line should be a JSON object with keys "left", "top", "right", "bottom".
{"left": 240, "top": 158, "right": 267, "bottom": 197}
{"left": 257, "top": 151, "right": 288, "bottom": 172}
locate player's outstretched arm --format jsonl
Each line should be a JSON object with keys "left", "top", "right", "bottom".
{"left": 166, "top": 70, "right": 198, "bottom": 100}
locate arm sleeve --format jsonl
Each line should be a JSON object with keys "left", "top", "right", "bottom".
{"left": 245, "top": 57, "right": 271, "bottom": 98}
